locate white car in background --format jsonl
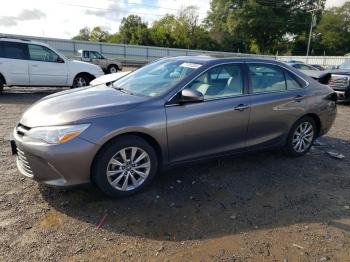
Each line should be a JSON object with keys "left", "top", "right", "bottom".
{"left": 90, "top": 71, "right": 131, "bottom": 86}
{"left": 0, "top": 37, "right": 104, "bottom": 92}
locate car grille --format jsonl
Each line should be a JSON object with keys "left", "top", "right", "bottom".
{"left": 328, "top": 74, "right": 350, "bottom": 91}
{"left": 16, "top": 147, "right": 33, "bottom": 177}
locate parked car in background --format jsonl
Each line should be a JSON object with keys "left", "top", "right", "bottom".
{"left": 78, "top": 49, "right": 123, "bottom": 74}
{"left": 287, "top": 62, "right": 320, "bottom": 71}
{"left": 327, "top": 60, "right": 350, "bottom": 101}
{"left": 310, "top": 64, "right": 325, "bottom": 71}
{"left": 11, "top": 57, "right": 337, "bottom": 197}
{"left": 90, "top": 71, "right": 131, "bottom": 86}
{"left": 0, "top": 37, "right": 104, "bottom": 92}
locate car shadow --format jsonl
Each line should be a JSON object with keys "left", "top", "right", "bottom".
{"left": 40, "top": 136, "right": 350, "bottom": 241}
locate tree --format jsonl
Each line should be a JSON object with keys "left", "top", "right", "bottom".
{"left": 90, "top": 26, "right": 110, "bottom": 42}
{"left": 119, "top": 15, "right": 152, "bottom": 45}
{"left": 72, "top": 27, "right": 90, "bottom": 41}
{"left": 315, "top": 2, "right": 350, "bottom": 55}
{"left": 149, "top": 15, "right": 177, "bottom": 47}
{"left": 206, "top": 0, "right": 325, "bottom": 54}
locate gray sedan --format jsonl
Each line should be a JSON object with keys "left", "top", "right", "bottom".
{"left": 11, "top": 57, "right": 337, "bottom": 197}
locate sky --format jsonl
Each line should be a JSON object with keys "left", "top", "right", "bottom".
{"left": 0, "top": 0, "right": 347, "bottom": 39}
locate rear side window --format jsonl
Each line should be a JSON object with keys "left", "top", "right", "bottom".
{"left": 1, "top": 41, "right": 28, "bottom": 60}
{"left": 83, "top": 50, "right": 90, "bottom": 58}
{"left": 285, "top": 71, "right": 303, "bottom": 89}
{"left": 249, "top": 64, "right": 286, "bottom": 93}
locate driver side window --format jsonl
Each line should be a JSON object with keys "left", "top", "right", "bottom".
{"left": 187, "top": 64, "right": 243, "bottom": 100}
{"left": 28, "top": 44, "right": 59, "bottom": 62}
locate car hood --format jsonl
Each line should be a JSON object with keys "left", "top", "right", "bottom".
{"left": 20, "top": 85, "right": 147, "bottom": 127}
{"left": 327, "top": 69, "right": 350, "bottom": 75}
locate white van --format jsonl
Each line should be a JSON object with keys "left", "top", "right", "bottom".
{"left": 0, "top": 37, "right": 104, "bottom": 92}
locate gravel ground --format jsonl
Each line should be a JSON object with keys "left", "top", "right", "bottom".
{"left": 1, "top": 86, "right": 350, "bottom": 262}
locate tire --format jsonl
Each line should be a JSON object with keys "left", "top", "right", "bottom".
{"left": 108, "top": 65, "right": 119, "bottom": 74}
{"left": 72, "top": 74, "right": 89, "bottom": 88}
{"left": 92, "top": 135, "right": 158, "bottom": 197}
{"left": 0, "top": 76, "right": 4, "bottom": 93}
{"left": 285, "top": 116, "right": 317, "bottom": 157}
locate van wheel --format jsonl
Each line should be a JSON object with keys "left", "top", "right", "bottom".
{"left": 72, "top": 74, "right": 89, "bottom": 88}
{"left": 285, "top": 116, "right": 316, "bottom": 157}
{"left": 108, "top": 65, "right": 119, "bottom": 74}
{"left": 92, "top": 135, "right": 158, "bottom": 197}
{"left": 0, "top": 77, "right": 4, "bottom": 93}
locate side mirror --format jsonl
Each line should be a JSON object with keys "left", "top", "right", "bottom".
{"left": 57, "top": 57, "right": 65, "bottom": 63}
{"left": 179, "top": 88, "right": 204, "bottom": 104}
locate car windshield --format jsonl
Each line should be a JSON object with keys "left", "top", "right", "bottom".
{"left": 339, "top": 61, "right": 350, "bottom": 70}
{"left": 112, "top": 59, "right": 203, "bottom": 96}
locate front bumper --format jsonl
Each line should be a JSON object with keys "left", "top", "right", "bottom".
{"left": 11, "top": 128, "right": 100, "bottom": 187}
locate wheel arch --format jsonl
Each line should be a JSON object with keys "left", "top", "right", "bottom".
{"left": 90, "top": 131, "right": 164, "bottom": 182}
{"left": 71, "top": 72, "right": 96, "bottom": 86}
{"left": 0, "top": 72, "right": 6, "bottom": 85}
{"left": 108, "top": 64, "right": 120, "bottom": 70}
{"left": 303, "top": 113, "right": 321, "bottom": 137}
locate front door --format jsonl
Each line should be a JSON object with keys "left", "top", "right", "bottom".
{"left": 27, "top": 44, "right": 67, "bottom": 86}
{"left": 166, "top": 63, "right": 251, "bottom": 163}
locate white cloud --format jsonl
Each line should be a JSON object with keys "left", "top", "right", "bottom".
{"left": 326, "top": 0, "right": 347, "bottom": 8}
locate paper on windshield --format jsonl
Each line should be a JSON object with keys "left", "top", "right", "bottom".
{"left": 180, "top": 63, "right": 202, "bottom": 69}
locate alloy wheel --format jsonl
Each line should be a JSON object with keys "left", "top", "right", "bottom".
{"left": 106, "top": 147, "right": 151, "bottom": 191}
{"left": 73, "top": 76, "right": 87, "bottom": 88}
{"left": 292, "top": 122, "right": 314, "bottom": 153}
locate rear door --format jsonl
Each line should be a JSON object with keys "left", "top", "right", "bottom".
{"left": 166, "top": 63, "right": 251, "bottom": 163}
{"left": 27, "top": 44, "right": 68, "bottom": 86}
{"left": 246, "top": 63, "right": 308, "bottom": 148}
{"left": 0, "top": 41, "right": 29, "bottom": 85}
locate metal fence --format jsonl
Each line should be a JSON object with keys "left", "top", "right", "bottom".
{"left": 1, "top": 33, "right": 348, "bottom": 67}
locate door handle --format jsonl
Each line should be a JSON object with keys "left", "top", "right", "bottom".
{"left": 294, "top": 95, "right": 304, "bottom": 102}
{"left": 31, "top": 65, "right": 38, "bottom": 67}
{"left": 234, "top": 104, "right": 249, "bottom": 112}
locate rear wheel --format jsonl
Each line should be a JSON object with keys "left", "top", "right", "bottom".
{"left": 92, "top": 135, "right": 158, "bottom": 197}
{"left": 285, "top": 116, "right": 317, "bottom": 156}
{"left": 108, "top": 65, "right": 119, "bottom": 74}
{"left": 72, "top": 74, "right": 89, "bottom": 88}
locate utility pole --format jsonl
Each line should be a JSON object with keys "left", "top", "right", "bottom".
{"left": 306, "top": 0, "right": 322, "bottom": 60}
{"left": 306, "top": 10, "right": 317, "bottom": 59}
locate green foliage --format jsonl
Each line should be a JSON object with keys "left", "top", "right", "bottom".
{"left": 315, "top": 2, "right": 350, "bottom": 55}
{"left": 71, "top": 1, "right": 350, "bottom": 55}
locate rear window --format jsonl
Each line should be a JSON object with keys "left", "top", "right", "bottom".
{"left": 0, "top": 41, "right": 28, "bottom": 60}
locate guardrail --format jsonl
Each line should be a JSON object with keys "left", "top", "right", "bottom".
{"left": 1, "top": 33, "right": 348, "bottom": 67}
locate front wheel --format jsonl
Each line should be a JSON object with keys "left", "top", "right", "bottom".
{"left": 285, "top": 116, "right": 317, "bottom": 157}
{"left": 92, "top": 136, "right": 158, "bottom": 197}
{"left": 72, "top": 75, "right": 89, "bottom": 88}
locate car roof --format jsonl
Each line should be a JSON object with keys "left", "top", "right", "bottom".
{"left": 165, "top": 55, "right": 279, "bottom": 65}
{"left": 0, "top": 37, "right": 49, "bottom": 47}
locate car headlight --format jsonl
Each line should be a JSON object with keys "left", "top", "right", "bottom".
{"left": 26, "top": 124, "right": 90, "bottom": 144}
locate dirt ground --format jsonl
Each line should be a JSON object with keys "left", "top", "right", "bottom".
{"left": 1, "top": 86, "right": 350, "bottom": 262}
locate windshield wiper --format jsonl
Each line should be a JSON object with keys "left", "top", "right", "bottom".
{"left": 114, "top": 86, "right": 134, "bottom": 95}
